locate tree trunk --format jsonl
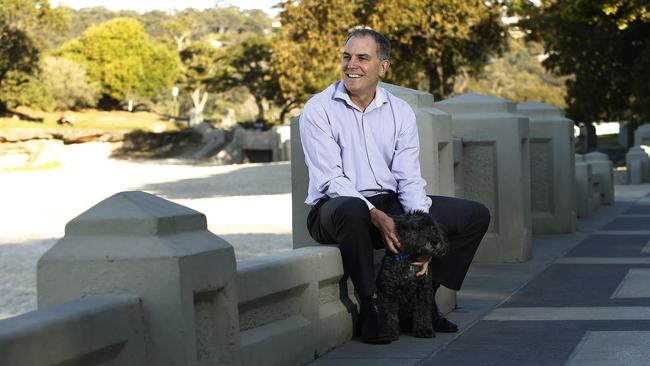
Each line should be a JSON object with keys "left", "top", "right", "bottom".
{"left": 255, "top": 95, "right": 265, "bottom": 122}
{"left": 279, "top": 100, "right": 299, "bottom": 124}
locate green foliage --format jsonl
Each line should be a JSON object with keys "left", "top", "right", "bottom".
{"left": 40, "top": 56, "right": 98, "bottom": 110}
{"left": 270, "top": 0, "right": 506, "bottom": 105}
{"left": 0, "top": 70, "right": 55, "bottom": 110}
{"left": 459, "top": 37, "right": 567, "bottom": 108}
{"left": 228, "top": 36, "right": 278, "bottom": 121}
{"left": 271, "top": 0, "right": 358, "bottom": 115}
{"left": 520, "top": 0, "right": 650, "bottom": 123}
{"left": 178, "top": 40, "right": 231, "bottom": 93}
{"left": 366, "top": 0, "right": 507, "bottom": 100}
{"left": 58, "top": 17, "right": 180, "bottom": 107}
{"left": 0, "top": 0, "right": 68, "bottom": 111}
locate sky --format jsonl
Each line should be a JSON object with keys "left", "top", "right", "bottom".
{"left": 51, "top": 0, "right": 282, "bottom": 17}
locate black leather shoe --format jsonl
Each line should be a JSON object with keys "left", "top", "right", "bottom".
{"left": 432, "top": 283, "right": 459, "bottom": 333}
{"left": 432, "top": 314, "right": 459, "bottom": 333}
{"left": 359, "top": 294, "right": 392, "bottom": 344}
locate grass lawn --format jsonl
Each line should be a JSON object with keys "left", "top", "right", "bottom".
{"left": 0, "top": 108, "right": 182, "bottom": 132}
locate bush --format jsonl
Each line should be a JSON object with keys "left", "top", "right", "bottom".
{"left": 40, "top": 56, "right": 98, "bottom": 110}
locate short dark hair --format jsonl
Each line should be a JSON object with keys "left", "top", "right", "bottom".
{"left": 345, "top": 28, "right": 391, "bottom": 60}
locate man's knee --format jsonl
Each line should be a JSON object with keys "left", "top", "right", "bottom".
{"left": 471, "top": 201, "right": 491, "bottom": 229}
{"left": 330, "top": 196, "right": 371, "bottom": 225}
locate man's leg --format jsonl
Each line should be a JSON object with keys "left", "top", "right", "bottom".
{"left": 307, "top": 196, "right": 391, "bottom": 343}
{"left": 308, "top": 196, "right": 377, "bottom": 296}
{"left": 427, "top": 195, "right": 491, "bottom": 331}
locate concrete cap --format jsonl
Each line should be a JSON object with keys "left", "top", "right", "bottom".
{"left": 584, "top": 151, "right": 610, "bottom": 161}
{"left": 380, "top": 82, "right": 434, "bottom": 108}
{"left": 575, "top": 154, "right": 586, "bottom": 162}
{"left": 636, "top": 123, "right": 650, "bottom": 132}
{"left": 516, "top": 101, "right": 566, "bottom": 119}
{"left": 64, "top": 191, "right": 207, "bottom": 236}
{"left": 435, "top": 93, "right": 516, "bottom": 114}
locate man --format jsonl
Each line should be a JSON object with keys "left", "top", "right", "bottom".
{"left": 299, "top": 28, "right": 490, "bottom": 344}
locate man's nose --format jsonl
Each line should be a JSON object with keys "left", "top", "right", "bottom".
{"left": 346, "top": 57, "right": 360, "bottom": 69}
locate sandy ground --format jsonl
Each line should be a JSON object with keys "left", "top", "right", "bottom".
{"left": 0, "top": 143, "right": 293, "bottom": 319}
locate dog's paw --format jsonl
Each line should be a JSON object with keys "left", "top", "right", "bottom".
{"left": 414, "top": 328, "right": 434, "bottom": 338}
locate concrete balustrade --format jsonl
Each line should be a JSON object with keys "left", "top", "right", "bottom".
{"left": 0, "top": 192, "right": 371, "bottom": 366}
{"left": 584, "top": 151, "right": 614, "bottom": 205}
{"left": 436, "top": 93, "right": 532, "bottom": 263}
{"left": 0, "top": 295, "right": 145, "bottom": 366}
{"left": 517, "top": 101, "right": 577, "bottom": 234}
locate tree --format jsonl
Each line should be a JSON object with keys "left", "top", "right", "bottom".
{"left": 40, "top": 56, "right": 98, "bottom": 110}
{"left": 178, "top": 40, "right": 232, "bottom": 120}
{"left": 0, "top": 0, "right": 68, "bottom": 112}
{"left": 365, "top": 0, "right": 507, "bottom": 100}
{"left": 58, "top": 17, "right": 179, "bottom": 109}
{"left": 228, "top": 36, "right": 278, "bottom": 121}
{"left": 458, "top": 36, "right": 568, "bottom": 108}
{"left": 520, "top": 0, "right": 650, "bottom": 123}
{"left": 270, "top": 0, "right": 358, "bottom": 120}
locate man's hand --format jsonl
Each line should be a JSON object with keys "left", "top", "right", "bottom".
{"left": 370, "top": 208, "right": 402, "bottom": 254}
{"left": 411, "top": 258, "right": 431, "bottom": 278}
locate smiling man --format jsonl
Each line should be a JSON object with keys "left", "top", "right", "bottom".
{"left": 299, "top": 28, "right": 491, "bottom": 344}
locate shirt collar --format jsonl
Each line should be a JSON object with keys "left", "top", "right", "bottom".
{"left": 332, "top": 80, "right": 388, "bottom": 112}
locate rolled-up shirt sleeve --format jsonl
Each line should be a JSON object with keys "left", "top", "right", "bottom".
{"left": 391, "top": 107, "right": 432, "bottom": 213}
{"left": 299, "top": 101, "right": 375, "bottom": 210}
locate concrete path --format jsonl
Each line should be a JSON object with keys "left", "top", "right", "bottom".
{"left": 312, "top": 183, "right": 650, "bottom": 366}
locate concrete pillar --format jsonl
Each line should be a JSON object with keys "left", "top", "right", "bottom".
{"left": 452, "top": 138, "right": 464, "bottom": 198}
{"left": 584, "top": 151, "right": 614, "bottom": 205}
{"left": 626, "top": 146, "right": 650, "bottom": 184}
{"left": 634, "top": 123, "right": 650, "bottom": 147}
{"left": 381, "top": 83, "right": 455, "bottom": 313}
{"left": 37, "top": 191, "right": 239, "bottom": 366}
{"left": 517, "top": 101, "right": 576, "bottom": 234}
{"left": 575, "top": 155, "right": 594, "bottom": 217}
{"left": 436, "top": 93, "right": 532, "bottom": 263}
{"left": 291, "top": 117, "right": 318, "bottom": 248}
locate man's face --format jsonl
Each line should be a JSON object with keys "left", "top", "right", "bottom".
{"left": 341, "top": 35, "right": 389, "bottom": 97}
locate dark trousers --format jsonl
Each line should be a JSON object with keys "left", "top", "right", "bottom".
{"left": 307, "top": 194, "right": 491, "bottom": 296}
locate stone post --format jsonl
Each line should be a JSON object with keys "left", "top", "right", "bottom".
{"left": 517, "top": 101, "right": 576, "bottom": 234}
{"left": 291, "top": 116, "right": 318, "bottom": 248}
{"left": 37, "top": 191, "right": 239, "bottom": 366}
{"left": 436, "top": 93, "right": 532, "bottom": 263}
{"left": 634, "top": 123, "right": 650, "bottom": 147}
{"left": 380, "top": 82, "right": 456, "bottom": 313}
{"left": 575, "top": 155, "right": 595, "bottom": 217}
{"left": 626, "top": 146, "right": 650, "bottom": 184}
{"left": 584, "top": 151, "right": 614, "bottom": 205}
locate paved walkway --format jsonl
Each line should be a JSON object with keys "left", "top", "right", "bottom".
{"left": 312, "top": 183, "right": 650, "bottom": 366}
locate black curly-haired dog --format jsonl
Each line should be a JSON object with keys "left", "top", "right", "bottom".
{"left": 376, "top": 210, "right": 449, "bottom": 340}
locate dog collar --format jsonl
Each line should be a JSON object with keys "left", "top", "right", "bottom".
{"left": 389, "top": 251, "right": 412, "bottom": 261}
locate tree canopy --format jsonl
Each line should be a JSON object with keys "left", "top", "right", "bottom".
{"left": 0, "top": 0, "right": 67, "bottom": 112}
{"left": 520, "top": 0, "right": 650, "bottom": 123}
{"left": 365, "top": 0, "right": 507, "bottom": 100}
{"left": 58, "top": 17, "right": 179, "bottom": 107}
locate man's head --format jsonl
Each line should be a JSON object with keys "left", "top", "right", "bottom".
{"left": 341, "top": 28, "right": 391, "bottom": 98}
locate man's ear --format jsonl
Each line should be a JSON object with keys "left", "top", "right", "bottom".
{"left": 379, "top": 59, "right": 390, "bottom": 77}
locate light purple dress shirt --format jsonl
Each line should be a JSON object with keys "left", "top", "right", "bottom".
{"left": 300, "top": 80, "right": 432, "bottom": 213}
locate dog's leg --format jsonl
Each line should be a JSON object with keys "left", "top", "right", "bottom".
{"left": 412, "top": 273, "right": 434, "bottom": 338}
{"left": 377, "top": 258, "right": 401, "bottom": 341}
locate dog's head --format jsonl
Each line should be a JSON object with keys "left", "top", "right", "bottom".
{"left": 393, "top": 210, "right": 449, "bottom": 261}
